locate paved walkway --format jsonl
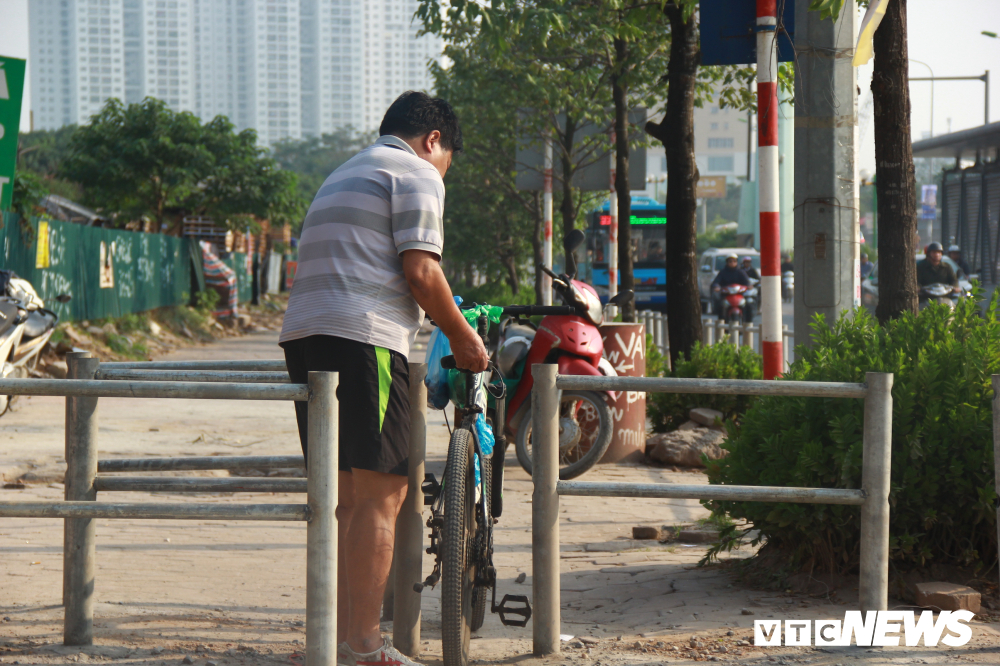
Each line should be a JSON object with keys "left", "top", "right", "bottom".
{"left": 1, "top": 331, "right": 998, "bottom": 665}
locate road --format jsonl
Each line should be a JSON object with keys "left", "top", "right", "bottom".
{"left": 1, "top": 330, "right": 998, "bottom": 665}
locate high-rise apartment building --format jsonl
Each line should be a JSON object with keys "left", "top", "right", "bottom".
{"left": 30, "top": 0, "right": 126, "bottom": 131}
{"left": 29, "top": 0, "right": 440, "bottom": 144}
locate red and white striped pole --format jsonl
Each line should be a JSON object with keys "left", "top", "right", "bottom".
{"left": 757, "top": 0, "right": 782, "bottom": 379}
{"left": 543, "top": 139, "right": 553, "bottom": 305}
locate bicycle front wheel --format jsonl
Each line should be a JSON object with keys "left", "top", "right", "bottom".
{"left": 442, "top": 428, "right": 476, "bottom": 666}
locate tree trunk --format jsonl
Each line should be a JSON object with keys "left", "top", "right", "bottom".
{"left": 532, "top": 192, "right": 545, "bottom": 303}
{"left": 613, "top": 37, "right": 636, "bottom": 323}
{"left": 500, "top": 246, "right": 520, "bottom": 294}
{"left": 645, "top": 2, "right": 701, "bottom": 367}
{"left": 872, "top": 0, "right": 918, "bottom": 323}
{"left": 559, "top": 115, "right": 579, "bottom": 277}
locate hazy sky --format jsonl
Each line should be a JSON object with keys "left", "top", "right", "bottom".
{"left": 1, "top": 0, "right": 997, "bottom": 175}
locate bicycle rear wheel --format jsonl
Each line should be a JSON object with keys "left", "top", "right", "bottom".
{"left": 442, "top": 428, "right": 476, "bottom": 666}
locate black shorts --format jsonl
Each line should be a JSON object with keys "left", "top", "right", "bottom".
{"left": 281, "top": 335, "right": 410, "bottom": 476}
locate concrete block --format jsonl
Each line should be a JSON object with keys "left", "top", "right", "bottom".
{"left": 632, "top": 526, "right": 662, "bottom": 540}
{"left": 914, "top": 582, "right": 981, "bottom": 613}
{"left": 689, "top": 407, "right": 724, "bottom": 428}
{"left": 677, "top": 530, "right": 719, "bottom": 544}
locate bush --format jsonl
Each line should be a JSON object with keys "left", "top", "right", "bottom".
{"left": 645, "top": 333, "right": 669, "bottom": 378}
{"left": 704, "top": 291, "right": 1000, "bottom": 574}
{"left": 648, "top": 341, "right": 762, "bottom": 433}
{"left": 194, "top": 289, "right": 220, "bottom": 314}
{"left": 452, "top": 281, "right": 534, "bottom": 307}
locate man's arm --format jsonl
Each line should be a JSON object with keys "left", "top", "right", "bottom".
{"left": 402, "top": 250, "right": 489, "bottom": 372}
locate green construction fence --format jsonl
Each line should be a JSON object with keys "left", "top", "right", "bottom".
{"left": 0, "top": 212, "right": 252, "bottom": 323}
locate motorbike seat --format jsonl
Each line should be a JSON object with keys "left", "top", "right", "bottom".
{"left": 0, "top": 300, "right": 18, "bottom": 337}
{"left": 504, "top": 322, "right": 536, "bottom": 341}
{"left": 496, "top": 336, "right": 532, "bottom": 378}
{"left": 23, "top": 309, "right": 57, "bottom": 339}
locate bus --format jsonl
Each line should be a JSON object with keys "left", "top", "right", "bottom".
{"left": 578, "top": 196, "right": 667, "bottom": 310}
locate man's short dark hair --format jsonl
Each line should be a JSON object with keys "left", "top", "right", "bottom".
{"left": 379, "top": 91, "right": 463, "bottom": 153}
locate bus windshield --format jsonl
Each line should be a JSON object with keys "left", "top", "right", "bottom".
{"left": 580, "top": 196, "right": 667, "bottom": 308}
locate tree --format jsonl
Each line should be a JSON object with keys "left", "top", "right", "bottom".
{"left": 270, "top": 128, "right": 375, "bottom": 227}
{"left": 645, "top": 1, "right": 701, "bottom": 367}
{"left": 16, "top": 126, "right": 85, "bottom": 202}
{"left": 418, "top": 0, "right": 667, "bottom": 307}
{"left": 871, "top": 0, "right": 917, "bottom": 322}
{"left": 60, "top": 98, "right": 303, "bottom": 232}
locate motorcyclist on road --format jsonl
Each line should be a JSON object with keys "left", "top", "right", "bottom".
{"left": 741, "top": 256, "right": 761, "bottom": 281}
{"left": 916, "top": 242, "right": 959, "bottom": 297}
{"left": 860, "top": 253, "right": 874, "bottom": 278}
{"left": 712, "top": 253, "right": 754, "bottom": 320}
{"left": 946, "top": 245, "right": 972, "bottom": 278}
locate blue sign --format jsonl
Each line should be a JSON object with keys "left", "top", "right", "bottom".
{"left": 700, "top": 0, "right": 796, "bottom": 66}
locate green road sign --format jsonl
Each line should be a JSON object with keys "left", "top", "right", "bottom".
{"left": 0, "top": 56, "right": 27, "bottom": 212}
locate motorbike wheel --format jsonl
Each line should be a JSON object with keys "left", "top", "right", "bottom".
{"left": 514, "top": 390, "right": 613, "bottom": 480}
{"left": 441, "top": 428, "right": 477, "bottom": 666}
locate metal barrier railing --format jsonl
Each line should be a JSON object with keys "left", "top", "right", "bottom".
{"left": 0, "top": 353, "right": 428, "bottom": 664}
{"left": 529, "top": 365, "right": 893, "bottom": 655}
{"left": 636, "top": 311, "right": 795, "bottom": 369}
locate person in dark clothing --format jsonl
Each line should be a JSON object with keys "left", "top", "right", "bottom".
{"left": 917, "top": 242, "right": 959, "bottom": 295}
{"left": 741, "top": 256, "right": 761, "bottom": 281}
{"left": 860, "top": 253, "right": 874, "bottom": 278}
{"left": 780, "top": 253, "right": 794, "bottom": 274}
{"left": 947, "top": 245, "right": 972, "bottom": 278}
{"left": 712, "top": 254, "right": 754, "bottom": 320}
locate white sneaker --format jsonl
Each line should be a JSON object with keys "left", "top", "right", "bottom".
{"left": 337, "top": 637, "right": 424, "bottom": 666}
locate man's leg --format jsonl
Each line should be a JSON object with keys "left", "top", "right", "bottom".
{"left": 337, "top": 470, "right": 355, "bottom": 646}
{"left": 344, "top": 468, "right": 408, "bottom": 654}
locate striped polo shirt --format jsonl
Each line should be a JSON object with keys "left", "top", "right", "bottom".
{"left": 279, "top": 135, "right": 445, "bottom": 357}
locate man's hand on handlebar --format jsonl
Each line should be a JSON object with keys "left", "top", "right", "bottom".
{"left": 449, "top": 325, "right": 489, "bottom": 372}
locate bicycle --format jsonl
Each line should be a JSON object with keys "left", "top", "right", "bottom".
{"left": 415, "top": 303, "right": 574, "bottom": 666}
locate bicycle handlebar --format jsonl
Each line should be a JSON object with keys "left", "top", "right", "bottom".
{"left": 502, "top": 305, "right": 576, "bottom": 317}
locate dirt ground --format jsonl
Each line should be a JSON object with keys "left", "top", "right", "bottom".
{"left": 2, "top": 331, "right": 998, "bottom": 665}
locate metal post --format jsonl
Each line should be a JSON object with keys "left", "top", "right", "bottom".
{"left": 742, "top": 323, "right": 753, "bottom": 350}
{"left": 993, "top": 375, "right": 1000, "bottom": 596}
{"left": 532, "top": 364, "right": 560, "bottom": 655}
{"left": 859, "top": 372, "right": 893, "bottom": 613}
{"left": 543, "top": 139, "right": 554, "bottom": 305}
{"left": 715, "top": 320, "right": 725, "bottom": 346}
{"left": 757, "top": 0, "right": 782, "bottom": 379}
{"left": 782, "top": 324, "right": 790, "bottom": 370}
{"left": 730, "top": 321, "right": 740, "bottom": 347}
{"left": 64, "top": 352, "right": 99, "bottom": 646}
{"left": 393, "top": 364, "right": 427, "bottom": 656}
{"left": 306, "top": 371, "right": 338, "bottom": 666}
{"left": 608, "top": 134, "right": 619, "bottom": 319}
{"left": 703, "top": 318, "right": 713, "bottom": 346}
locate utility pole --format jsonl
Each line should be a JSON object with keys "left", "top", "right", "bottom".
{"left": 757, "top": 0, "right": 782, "bottom": 379}
{"left": 543, "top": 139, "right": 553, "bottom": 305}
{"left": 793, "top": 0, "right": 859, "bottom": 347}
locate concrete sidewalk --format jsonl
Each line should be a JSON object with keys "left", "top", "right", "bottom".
{"left": 1, "top": 331, "right": 997, "bottom": 665}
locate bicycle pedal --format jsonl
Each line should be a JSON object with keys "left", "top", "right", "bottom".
{"left": 421, "top": 473, "right": 441, "bottom": 505}
{"left": 494, "top": 594, "right": 531, "bottom": 627}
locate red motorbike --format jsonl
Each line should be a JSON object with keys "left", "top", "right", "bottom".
{"left": 716, "top": 282, "right": 757, "bottom": 323}
{"left": 494, "top": 243, "right": 633, "bottom": 479}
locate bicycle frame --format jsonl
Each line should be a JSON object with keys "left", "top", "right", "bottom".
{"left": 416, "top": 313, "right": 531, "bottom": 628}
